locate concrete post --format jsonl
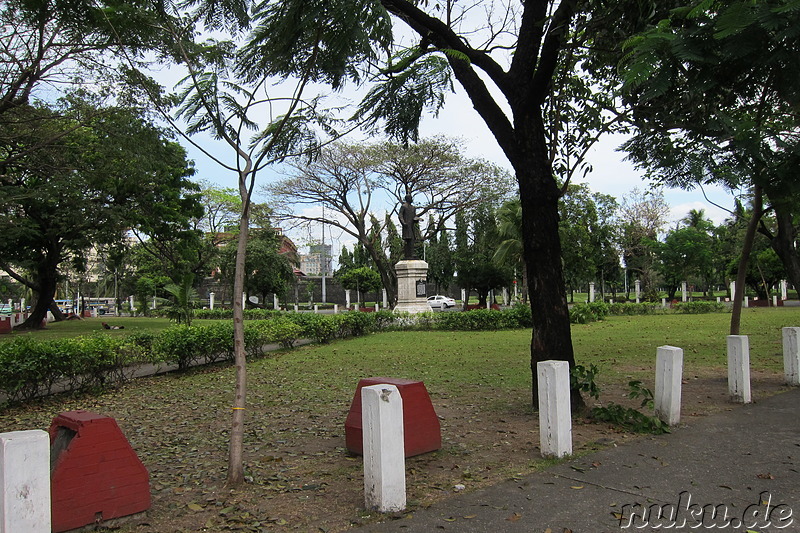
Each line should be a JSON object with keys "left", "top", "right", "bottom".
{"left": 382, "top": 289, "right": 388, "bottom": 309}
{"left": 209, "top": 292, "right": 215, "bottom": 310}
{"left": 334, "top": 304, "right": 339, "bottom": 314}
{"left": 537, "top": 361, "right": 572, "bottom": 458}
{"left": 655, "top": 346, "right": 683, "bottom": 425}
{"left": 773, "top": 295, "right": 778, "bottom": 307}
{"left": 782, "top": 327, "right": 800, "bottom": 386}
{"left": 635, "top": 279, "right": 641, "bottom": 304}
{"left": 273, "top": 293, "right": 279, "bottom": 310}
{"left": 345, "top": 290, "right": 351, "bottom": 310}
{"left": 717, "top": 297, "right": 721, "bottom": 303}
{"left": 744, "top": 296, "right": 749, "bottom": 308}
{"left": 314, "top": 305, "right": 318, "bottom": 314}
{"left": 293, "top": 304, "right": 299, "bottom": 312}
{"left": 727, "top": 335, "right": 752, "bottom": 403}
{"left": 20, "top": 299, "right": 25, "bottom": 315}
{"left": 129, "top": 295, "right": 134, "bottom": 316}
{"left": 681, "top": 281, "right": 688, "bottom": 302}
{"left": 503, "top": 288, "right": 509, "bottom": 306}
{"left": 152, "top": 295, "right": 156, "bottom": 310}
{"left": 0, "top": 430, "right": 50, "bottom": 532}
{"left": 589, "top": 282, "right": 595, "bottom": 303}
{"left": 461, "top": 288, "right": 467, "bottom": 305}
{"left": 730, "top": 281, "right": 736, "bottom": 300}
{"left": 361, "top": 384, "right": 406, "bottom": 513}
{"left": 375, "top": 303, "right": 379, "bottom": 312}
{"left": 781, "top": 279, "right": 788, "bottom": 300}
{"left": 242, "top": 293, "right": 246, "bottom": 310}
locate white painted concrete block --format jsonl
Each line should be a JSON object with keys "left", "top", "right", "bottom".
{"left": 783, "top": 327, "right": 800, "bottom": 386}
{"left": 334, "top": 304, "right": 338, "bottom": 314}
{"left": 0, "top": 430, "right": 50, "bottom": 533}
{"left": 727, "top": 335, "right": 752, "bottom": 403}
{"left": 362, "top": 384, "right": 406, "bottom": 512}
{"left": 655, "top": 346, "right": 683, "bottom": 425}
{"left": 537, "top": 361, "right": 572, "bottom": 458}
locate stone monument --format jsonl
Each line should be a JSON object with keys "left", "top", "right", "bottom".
{"left": 394, "top": 195, "right": 430, "bottom": 314}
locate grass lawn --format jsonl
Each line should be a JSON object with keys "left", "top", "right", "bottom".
{"left": 0, "top": 307, "right": 798, "bottom": 531}
{"left": 0, "top": 316, "right": 176, "bottom": 341}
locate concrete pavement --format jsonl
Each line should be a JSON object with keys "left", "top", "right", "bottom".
{"left": 360, "top": 388, "right": 800, "bottom": 532}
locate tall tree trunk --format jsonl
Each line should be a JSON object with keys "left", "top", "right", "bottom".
{"left": 763, "top": 199, "right": 800, "bottom": 294}
{"left": 18, "top": 250, "right": 60, "bottom": 330}
{"left": 730, "top": 185, "right": 763, "bottom": 335}
{"left": 517, "top": 160, "right": 585, "bottom": 413}
{"left": 228, "top": 186, "right": 251, "bottom": 486}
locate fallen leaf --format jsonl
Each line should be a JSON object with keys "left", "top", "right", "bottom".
{"left": 187, "top": 502, "right": 203, "bottom": 512}
{"left": 571, "top": 485, "right": 584, "bottom": 489}
{"left": 463, "top": 514, "right": 477, "bottom": 519}
{"left": 506, "top": 513, "right": 522, "bottom": 522}
{"left": 757, "top": 473, "right": 775, "bottom": 479}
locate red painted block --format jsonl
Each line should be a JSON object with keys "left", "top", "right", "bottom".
{"left": 345, "top": 377, "right": 441, "bottom": 458}
{"left": 0, "top": 317, "right": 10, "bottom": 334}
{"left": 49, "top": 410, "right": 151, "bottom": 533}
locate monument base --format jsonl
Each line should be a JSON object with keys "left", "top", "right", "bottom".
{"left": 394, "top": 259, "right": 430, "bottom": 314}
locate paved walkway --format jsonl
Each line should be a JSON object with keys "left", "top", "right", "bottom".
{"left": 361, "top": 388, "right": 800, "bottom": 532}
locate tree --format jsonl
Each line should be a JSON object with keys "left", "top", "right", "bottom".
{"left": 559, "top": 184, "right": 620, "bottom": 302}
{"left": 163, "top": 274, "right": 200, "bottom": 326}
{"left": 648, "top": 227, "right": 713, "bottom": 300}
{"left": 269, "top": 138, "right": 510, "bottom": 304}
{"left": 455, "top": 203, "right": 513, "bottom": 307}
{"left": 618, "top": 188, "right": 669, "bottom": 296}
{"left": 493, "top": 198, "right": 526, "bottom": 303}
{"left": 337, "top": 267, "right": 382, "bottom": 305}
{"left": 617, "top": 0, "right": 800, "bottom": 332}
{"left": 248, "top": 0, "right": 678, "bottom": 409}
{"left": 216, "top": 228, "right": 294, "bottom": 304}
{"left": 426, "top": 217, "right": 454, "bottom": 294}
{"left": 0, "top": 97, "right": 200, "bottom": 328}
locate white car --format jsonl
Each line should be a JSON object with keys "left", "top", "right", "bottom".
{"left": 427, "top": 295, "right": 456, "bottom": 309}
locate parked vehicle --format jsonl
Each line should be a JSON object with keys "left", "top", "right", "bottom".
{"left": 427, "top": 295, "right": 456, "bottom": 309}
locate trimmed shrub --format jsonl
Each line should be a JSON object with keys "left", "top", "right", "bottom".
{"left": 672, "top": 301, "right": 726, "bottom": 314}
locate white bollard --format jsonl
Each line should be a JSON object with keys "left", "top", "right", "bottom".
{"left": 537, "top": 361, "right": 572, "bottom": 458}
{"left": 781, "top": 280, "right": 788, "bottom": 301}
{"left": 744, "top": 296, "right": 749, "bottom": 308}
{"left": 717, "top": 297, "right": 721, "bottom": 303}
{"left": 662, "top": 298, "right": 667, "bottom": 307}
{"left": 273, "top": 294, "right": 279, "bottom": 310}
{"left": 314, "top": 305, "right": 318, "bottom": 314}
{"left": 589, "top": 282, "right": 595, "bottom": 303}
{"left": 293, "top": 304, "right": 299, "bottom": 312}
{"left": 0, "top": 430, "right": 51, "bottom": 532}
{"left": 375, "top": 303, "right": 380, "bottom": 312}
{"left": 655, "top": 346, "right": 683, "bottom": 425}
{"left": 334, "top": 304, "right": 338, "bottom": 314}
{"left": 783, "top": 327, "right": 800, "bottom": 386}
{"left": 362, "top": 384, "right": 406, "bottom": 512}
{"left": 773, "top": 295, "right": 778, "bottom": 307}
{"left": 382, "top": 289, "right": 388, "bottom": 309}
{"left": 727, "top": 335, "right": 752, "bottom": 403}
{"left": 209, "top": 292, "right": 215, "bottom": 310}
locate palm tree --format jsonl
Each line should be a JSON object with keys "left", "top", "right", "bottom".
{"left": 493, "top": 198, "right": 527, "bottom": 303}
{"left": 163, "top": 274, "right": 199, "bottom": 326}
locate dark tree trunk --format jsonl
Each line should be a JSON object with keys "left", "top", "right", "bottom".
{"left": 763, "top": 200, "right": 800, "bottom": 294}
{"left": 18, "top": 253, "right": 60, "bottom": 330}
{"left": 731, "top": 186, "right": 763, "bottom": 335}
{"left": 516, "top": 148, "right": 584, "bottom": 413}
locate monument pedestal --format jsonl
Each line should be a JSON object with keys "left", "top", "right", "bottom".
{"left": 394, "top": 260, "right": 430, "bottom": 314}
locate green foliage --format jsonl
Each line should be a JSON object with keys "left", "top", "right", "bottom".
{"left": 570, "top": 364, "right": 601, "bottom": 401}
{"left": 607, "top": 302, "right": 665, "bottom": 316}
{"left": 672, "top": 301, "right": 727, "bottom": 314}
{"left": 0, "top": 333, "right": 155, "bottom": 404}
{"left": 162, "top": 274, "right": 199, "bottom": 326}
{"left": 569, "top": 302, "right": 609, "bottom": 324}
{"left": 589, "top": 378, "right": 670, "bottom": 434}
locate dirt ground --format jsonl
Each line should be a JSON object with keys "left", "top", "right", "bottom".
{"left": 5, "top": 366, "right": 792, "bottom": 533}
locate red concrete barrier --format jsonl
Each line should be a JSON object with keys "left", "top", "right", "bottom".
{"left": 345, "top": 377, "right": 441, "bottom": 457}
{"left": 0, "top": 316, "right": 11, "bottom": 334}
{"left": 50, "top": 410, "right": 151, "bottom": 532}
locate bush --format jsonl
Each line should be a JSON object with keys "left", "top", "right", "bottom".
{"left": 261, "top": 318, "right": 304, "bottom": 349}
{"left": 339, "top": 311, "right": 377, "bottom": 337}
{"left": 607, "top": 302, "right": 664, "bottom": 316}
{"left": 672, "top": 301, "right": 726, "bottom": 314}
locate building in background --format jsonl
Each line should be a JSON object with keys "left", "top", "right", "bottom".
{"left": 299, "top": 244, "right": 332, "bottom": 276}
